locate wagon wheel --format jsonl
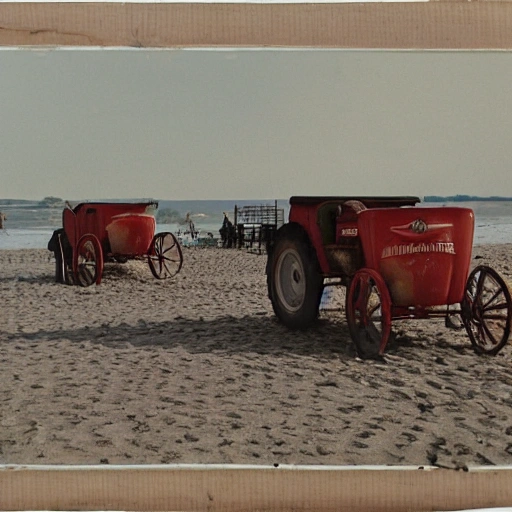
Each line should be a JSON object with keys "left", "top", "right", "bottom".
{"left": 461, "top": 265, "right": 512, "bottom": 355}
{"left": 148, "top": 232, "right": 183, "bottom": 279}
{"left": 75, "top": 234, "right": 103, "bottom": 287}
{"left": 346, "top": 268, "right": 392, "bottom": 359}
{"left": 267, "top": 224, "right": 323, "bottom": 329}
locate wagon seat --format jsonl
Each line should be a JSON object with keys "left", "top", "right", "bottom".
{"left": 322, "top": 199, "right": 367, "bottom": 280}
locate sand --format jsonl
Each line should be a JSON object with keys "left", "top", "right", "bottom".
{"left": 1, "top": 244, "right": 512, "bottom": 468}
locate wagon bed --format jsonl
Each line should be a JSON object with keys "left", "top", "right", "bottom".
{"left": 48, "top": 201, "right": 183, "bottom": 286}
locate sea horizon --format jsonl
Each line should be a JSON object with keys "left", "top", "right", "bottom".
{"left": 1, "top": 197, "right": 511, "bottom": 250}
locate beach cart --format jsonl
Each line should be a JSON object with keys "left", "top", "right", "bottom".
{"left": 266, "top": 196, "right": 512, "bottom": 358}
{"left": 48, "top": 201, "right": 183, "bottom": 286}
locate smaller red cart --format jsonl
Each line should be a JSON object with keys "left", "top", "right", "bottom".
{"left": 48, "top": 201, "right": 183, "bottom": 286}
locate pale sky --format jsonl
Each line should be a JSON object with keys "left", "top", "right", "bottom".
{"left": 1, "top": 49, "right": 511, "bottom": 201}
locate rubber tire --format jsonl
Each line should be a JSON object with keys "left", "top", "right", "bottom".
{"left": 267, "top": 224, "right": 323, "bottom": 329}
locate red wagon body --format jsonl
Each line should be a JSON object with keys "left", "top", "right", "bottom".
{"left": 266, "top": 196, "right": 512, "bottom": 358}
{"left": 63, "top": 202, "right": 156, "bottom": 257}
{"left": 357, "top": 206, "right": 474, "bottom": 308}
{"left": 48, "top": 201, "right": 183, "bottom": 286}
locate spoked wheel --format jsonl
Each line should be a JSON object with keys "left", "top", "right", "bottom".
{"left": 461, "top": 265, "right": 512, "bottom": 355}
{"left": 346, "top": 268, "right": 392, "bottom": 359}
{"left": 267, "top": 224, "right": 323, "bottom": 329}
{"left": 75, "top": 234, "right": 103, "bottom": 287}
{"left": 148, "top": 232, "right": 183, "bottom": 279}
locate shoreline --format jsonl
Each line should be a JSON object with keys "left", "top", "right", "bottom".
{"left": 2, "top": 245, "right": 512, "bottom": 468}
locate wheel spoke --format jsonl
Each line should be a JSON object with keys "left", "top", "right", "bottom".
{"left": 480, "top": 320, "right": 499, "bottom": 348}
{"left": 481, "top": 289, "right": 503, "bottom": 310}
{"left": 162, "top": 242, "right": 177, "bottom": 255}
{"left": 475, "top": 269, "right": 486, "bottom": 299}
{"left": 162, "top": 255, "right": 180, "bottom": 264}
{"left": 482, "top": 312, "right": 509, "bottom": 321}
{"left": 483, "top": 302, "right": 510, "bottom": 314}
{"left": 74, "top": 236, "right": 102, "bottom": 287}
{"left": 151, "top": 255, "right": 162, "bottom": 274}
{"left": 353, "top": 281, "right": 369, "bottom": 315}
{"left": 365, "top": 322, "right": 382, "bottom": 345}
{"left": 367, "top": 300, "right": 382, "bottom": 318}
{"left": 162, "top": 260, "right": 173, "bottom": 275}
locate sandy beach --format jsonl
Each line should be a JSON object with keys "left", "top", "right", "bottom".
{"left": 2, "top": 244, "right": 512, "bottom": 469}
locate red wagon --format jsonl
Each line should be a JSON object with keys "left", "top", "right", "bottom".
{"left": 48, "top": 201, "right": 183, "bottom": 286}
{"left": 266, "top": 196, "right": 512, "bottom": 358}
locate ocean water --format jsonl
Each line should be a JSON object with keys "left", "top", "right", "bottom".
{"left": 473, "top": 220, "right": 512, "bottom": 246}
{"left": 0, "top": 199, "right": 286, "bottom": 250}
{"left": 0, "top": 222, "right": 223, "bottom": 251}
{"left": 0, "top": 201, "right": 511, "bottom": 250}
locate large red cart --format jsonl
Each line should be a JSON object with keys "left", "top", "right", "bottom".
{"left": 48, "top": 201, "right": 183, "bottom": 286}
{"left": 266, "top": 196, "right": 512, "bottom": 358}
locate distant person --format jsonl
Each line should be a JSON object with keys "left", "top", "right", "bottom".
{"left": 219, "top": 212, "right": 228, "bottom": 246}
{"left": 0, "top": 211, "right": 6, "bottom": 230}
{"left": 228, "top": 221, "right": 236, "bottom": 248}
{"left": 185, "top": 212, "right": 196, "bottom": 238}
{"left": 220, "top": 212, "right": 234, "bottom": 248}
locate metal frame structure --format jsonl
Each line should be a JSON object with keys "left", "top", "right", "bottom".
{"left": 234, "top": 201, "right": 285, "bottom": 253}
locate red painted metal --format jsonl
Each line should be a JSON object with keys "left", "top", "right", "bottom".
{"left": 106, "top": 213, "right": 156, "bottom": 256}
{"left": 288, "top": 196, "right": 421, "bottom": 274}
{"left": 63, "top": 202, "right": 157, "bottom": 257}
{"left": 51, "top": 200, "right": 183, "bottom": 286}
{"left": 287, "top": 198, "right": 473, "bottom": 309}
{"left": 277, "top": 196, "right": 510, "bottom": 357}
{"left": 357, "top": 207, "right": 474, "bottom": 307}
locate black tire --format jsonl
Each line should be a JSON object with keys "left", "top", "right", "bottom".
{"left": 266, "top": 224, "right": 323, "bottom": 329}
{"left": 461, "top": 265, "right": 512, "bottom": 355}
